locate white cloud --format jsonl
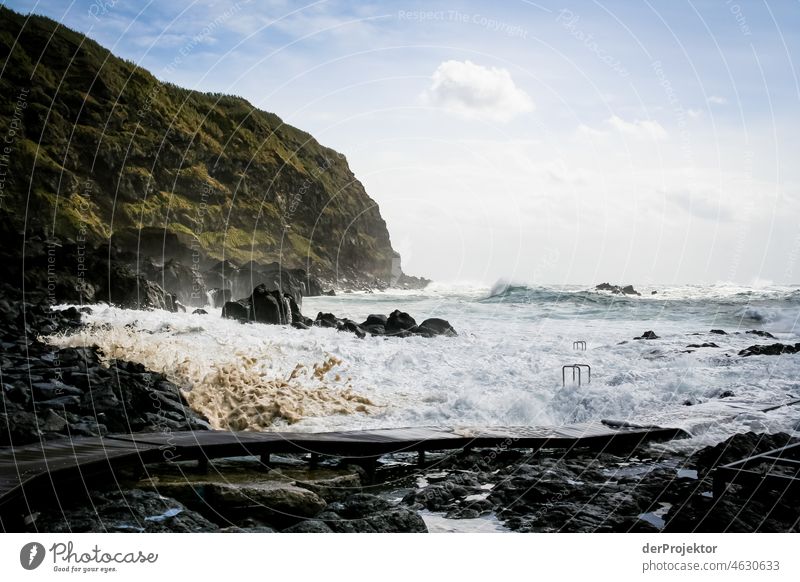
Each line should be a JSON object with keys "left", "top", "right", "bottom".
{"left": 687, "top": 108, "right": 702, "bottom": 119}
{"left": 422, "top": 60, "right": 534, "bottom": 122}
{"left": 707, "top": 95, "right": 728, "bottom": 105}
{"left": 607, "top": 115, "right": 668, "bottom": 140}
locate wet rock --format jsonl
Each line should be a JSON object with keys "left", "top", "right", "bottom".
{"left": 320, "top": 493, "right": 427, "bottom": 533}
{"left": 596, "top": 282, "right": 641, "bottom": 296}
{"left": 192, "top": 308, "right": 208, "bottom": 315}
{"left": 686, "top": 342, "right": 718, "bottom": 348}
{"left": 204, "top": 483, "right": 327, "bottom": 522}
{"left": 709, "top": 329, "right": 727, "bottom": 335}
{"left": 315, "top": 312, "right": 340, "bottom": 328}
{"left": 386, "top": 310, "right": 417, "bottom": 335}
{"left": 418, "top": 318, "right": 457, "bottom": 337}
{"left": 221, "top": 300, "right": 249, "bottom": 322}
{"left": 26, "top": 489, "right": 217, "bottom": 533}
{"left": 739, "top": 343, "right": 800, "bottom": 357}
{"left": 295, "top": 474, "right": 362, "bottom": 502}
{"left": 283, "top": 520, "right": 333, "bottom": 533}
{"left": 634, "top": 330, "right": 659, "bottom": 340}
{"left": 746, "top": 330, "right": 776, "bottom": 339}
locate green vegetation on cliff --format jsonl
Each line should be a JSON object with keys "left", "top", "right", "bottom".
{"left": 0, "top": 6, "right": 395, "bottom": 281}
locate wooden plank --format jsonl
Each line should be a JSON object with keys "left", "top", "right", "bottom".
{"left": 0, "top": 422, "right": 688, "bottom": 516}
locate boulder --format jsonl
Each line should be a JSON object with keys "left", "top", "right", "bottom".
{"left": 418, "top": 318, "right": 457, "bottom": 337}
{"left": 386, "top": 310, "right": 417, "bottom": 335}
{"left": 739, "top": 343, "right": 800, "bottom": 357}
{"left": 221, "top": 300, "right": 249, "bottom": 322}
{"left": 315, "top": 312, "right": 340, "bottom": 328}
{"left": 319, "top": 493, "right": 427, "bottom": 533}
{"left": 634, "top": 330, "right": 659, "bottom": 340}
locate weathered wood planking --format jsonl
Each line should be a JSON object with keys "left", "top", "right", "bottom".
{"left": 0, "top": 422, "right": 687, "bottom": 522}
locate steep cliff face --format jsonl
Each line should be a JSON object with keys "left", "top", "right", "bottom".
{"left": 0, "top": 7, "right": 396, "bottom": 284}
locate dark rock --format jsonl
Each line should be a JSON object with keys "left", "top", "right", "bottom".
{"left": 386, "top": 310, "right": 417, "bottom": 335}
{"left": 634, "top": 330, "right": 659, "bottom": 340}
{"left": 250, "top": 285, "right": 284, "bottom": 324}
{"left": 320, "top": 494, "right": 427, "bottom": 533}
{"left": 221, "top": 300, "right": 249, "bottom": 322}
{"left": 418, "top": 318, "right": 457, "bottom": 337}
{"left": 315, "top": 312, "right": 340, "bottom": 328}
{"left": 746, "top": 330, "right": 776, "bottom": 339}
{"left": 192, "top": 308, "right": 208, "bottom": 315}
{"left": 337, "top": 319, "right": 366, "bottom": 339}
{"left": 25, "top": 489, "right": 217, "bottom": 533}
{"left": 595, "top": 282, "right": 641, "bottom": 296}
{"left": 685, "top": 342, "right": 718, "bottom": 348}
{"left": 709, "top": 329, "right": 727, "bottom": 335}
{"left": 719, "top": 390, "right": 735, "bottom": 398}
{"left": 739, "top": 343, "right": 800, "bottom": 357}
{"left": 283, "top": 520, "right": 333, "bottom": 533}
{"left": 651, "top": 290, "right": 658, "bottom": 295}
{"left": 362, "top": 314, "right": 387, "bottom": 327}
{"left": 323, "top": 289, "right": 336, "bottom": 296}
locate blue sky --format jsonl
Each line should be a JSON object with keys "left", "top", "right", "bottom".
{"left": 5, "top": 0, "right": 800, "bottom": 285}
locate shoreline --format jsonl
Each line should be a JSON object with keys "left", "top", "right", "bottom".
{"left": 1, "top": 294, "right": 799, "bottom": 532}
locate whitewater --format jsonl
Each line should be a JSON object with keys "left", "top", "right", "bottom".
{"left": 47, "top": 282, "right": 800, "bottom": 451}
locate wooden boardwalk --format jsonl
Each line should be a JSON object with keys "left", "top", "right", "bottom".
{"left": 0, "top": 421, "right": 687, "bottom": 524}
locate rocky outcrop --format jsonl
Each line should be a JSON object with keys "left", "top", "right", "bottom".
{"left": 634, "top": 330, "right": 659, "bottom": 340}
{"left": 0, "top": 6, "right": 403, "bottom": 287}
{"left": 316, "top": 494, "right": 427, "bottom": 533}
{"left": 0, "top": 293, "right": 209, "bottom": 446}
{"left": 739, "top": 343, "right": 800, "bottom": 357}
{"left": 221, "top": 284, "right": 305, "bottom": 325}
{"left": 221, "top": 286, "right": 456, "bottom": 338}
{"left": 595, "top": 283, "right": 641, "bottom": 296}
{"left": 24, "top": 489, "right": 217, "bottom": 533}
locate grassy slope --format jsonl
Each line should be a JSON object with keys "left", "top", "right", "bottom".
{"left": 0, "top": 6, "right": 395, "bottom": 280}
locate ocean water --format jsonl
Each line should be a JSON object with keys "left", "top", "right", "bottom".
{"left": 47, "top": 282, "right": 800, "bottom": 451}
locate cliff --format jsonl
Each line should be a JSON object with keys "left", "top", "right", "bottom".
{"left": 0, "top": 6, "right": 397, "bottom": 285}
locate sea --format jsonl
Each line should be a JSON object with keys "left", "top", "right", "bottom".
{"left": 48, "top": 281, "right": 800, "bottom": 452}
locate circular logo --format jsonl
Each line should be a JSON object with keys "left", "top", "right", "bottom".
{"left": 20, "top": 542, "right": 46, "bottom": 570}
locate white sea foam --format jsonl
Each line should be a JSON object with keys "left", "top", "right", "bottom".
{"left": 47, "top": 283, "right": 800, "bottom": 448}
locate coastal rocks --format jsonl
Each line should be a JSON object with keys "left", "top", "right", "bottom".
{"left": 634, "top": 330, "right": 659, "bottom": 340}
{"left": 595, "top": 283, "right": 641, "bottom": 296}
{"left": 221, "top": 284, "right": 297, "bottom": 325}
{"left": 418, "top": 318, "right": 458, "bottom": 338}
{"left": 0, "top": 296, "right": 209, "bottom": 446}
{"left": 746, "top": 330, "right": 776, "bottom": 339}
{"left": 205, "top": 483, "right": 328, "bottom": 524}
{"left": 221, "top": 300, "right": 249, "bottom": 322}
{"left": 220, "top": 285, "right": 456, "bottom": 338}
{"left": 295, "top": 474, "right": 362, "bottom": 503}
{"left": 100, "top": 263, "right": 179, "bottom": 312}
{"left": 738, "top": 343, "right": 800, "bottom": 357}
{"left": 317, "top": 493, "right": 427, "bottom": 533}
{"left": 386, "top": 310, "right": 416, "bottom": 335}
{"left": 25, "top": 489, "right": 218, "bottom": 533}
{"left": 142, "top": 258, "right": 206, "bottom": 307}
{"left": 208, "top": 261, "right": 324, "bottom": 305}
{"left": 710, "top": 329, "right": 727, "bottom": 335}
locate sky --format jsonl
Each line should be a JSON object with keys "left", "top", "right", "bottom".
{"left": 4, "top": 0, "right": 800, "bottom": 286}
